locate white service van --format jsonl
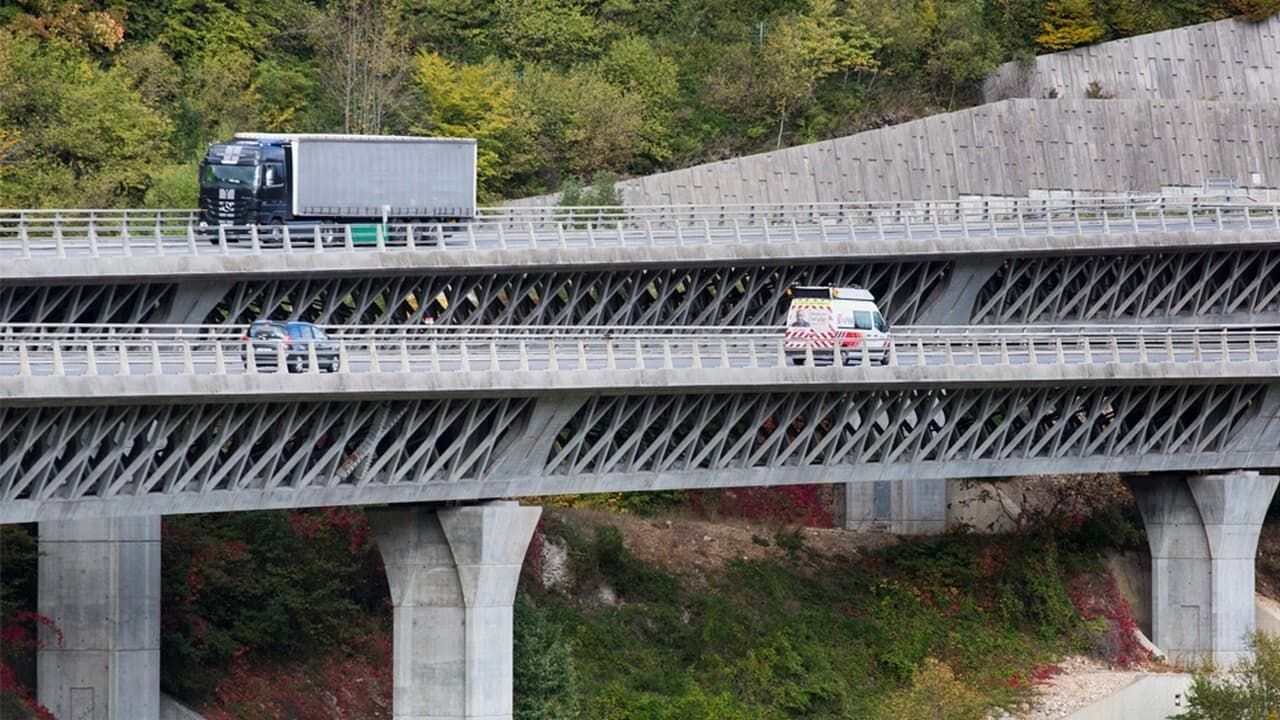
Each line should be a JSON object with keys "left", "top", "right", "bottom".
{"left": 783, "top": 286, "right": 892, "bottom": 365}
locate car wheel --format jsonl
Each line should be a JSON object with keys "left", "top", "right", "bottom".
{"left": 790, "top": 357, "right": 805, "bottom": 366}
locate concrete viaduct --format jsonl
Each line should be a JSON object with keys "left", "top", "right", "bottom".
{"left": 4, "top": 202, "right": 1280, "bottom": 717}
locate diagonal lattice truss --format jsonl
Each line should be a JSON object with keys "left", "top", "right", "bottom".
{"left": 213, "top": 263, "right": 948, "bottom": 327}
{"left": 0, "top": 282, "right": 176, "bottom": 325}
{"left": 975, "top": 249, "right": 1280, "bottom": 323}
{"left": 1, "top": 382, "right": 1273, "bottom": 518}
{"left": 0, "top": 398, "right": 534, "bottom": 507}
{"left": 6, "top": 249, "right": 1280, "bottom": 327}
{"left": 547, "top": 384, "right": 1270, "bottom": 476}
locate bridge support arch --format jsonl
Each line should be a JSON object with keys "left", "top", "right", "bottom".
{"left": 370, "top": 501, "right": 541, "bottom": 720}
{"left": 36, "top": 516, "right": 161, "bottom": 720}
{"left": 1129, "top": 471, "right": 1279, "bottom": 668}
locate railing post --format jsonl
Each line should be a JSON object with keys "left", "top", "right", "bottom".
{"left": 183, "top": 342, "right": 194, "bottom": 375}
{"left": 398, "top": 340, "right": 410, "bottom": 373}
{"left": 489, "top": 339, "right": 500, "bottom": 371}
{"left": 54, "top": 213, "right": 66, "bottom": 259}
{"left": 519, "top": 341, "right": 529, "bottom": 371}
{"left": 52, "top": 343, "right": 65, "bottom": 376}
{"left": 1137, "top": 329, "right": 1147, "bottom": 363}
{"left": 85, "top": 342, "right": 98, "bottom": 376}
{"left": 604, "top": 338, "right": 616, "bottom": 369}
{"left": 18, "top": 215, "right": 31, "bottom": 258}
{"left": 118, "top": 343, "right": 131, "bottom": 376}
{"left": 577, "top": 340, "right": 588, "bottom": 370}
{"left": 663, "top": 340, "right": 673, "bottom": 369}
{"left": 548, "top": 340, "right": 559, "bottom": 371}
{"left": 214, "top": 341, "right": 226, "bottom": 375}
{"left": 309, "top": 342, "right": 321, "bottom": 374}
{"left": 428, "top": 341, "right": 440, "bottom": 373}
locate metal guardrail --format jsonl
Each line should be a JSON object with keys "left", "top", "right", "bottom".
{"left": 3, "top": 327, "right": 1277, "bottom": 380}
{"left": 3, "top": 197, "right": 1278, "bottom": 260}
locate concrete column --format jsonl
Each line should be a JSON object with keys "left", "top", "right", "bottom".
{"left": 37, "top": 516, "right": 161, "bottom": 720}
{"left": 370, "top": 501, "right": 541, "bottom": 720}
{"left": 1129, "top": 471, "right": 1279, "bottom": 668}
{"left": 842, "top": 257, "right": 1006, "bottom": 535}
{"left": 845, "top": 478, "right": 947, "bottom": 534}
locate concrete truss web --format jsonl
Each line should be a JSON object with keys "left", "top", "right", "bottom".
{"left": 975, "top": 249, "right": 1280, "bottom": 324}
{"left": 0, "top": 382, "right": 1275, "bottom": 519}
{"left": 0, "top": 397, "right": 534, "bottom": 508}
{"left": 211, "top": 262, "right": 952, "bottom": 328}
{"left": 547, "top": 384, "right": 1269, "bottom": 475}
{"left": 0, "top": 282, "right": 175, "bottom": 325}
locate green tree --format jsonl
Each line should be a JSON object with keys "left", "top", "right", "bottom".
{"left": 514, "top": 596, "right": 578, "bottom": 720}
{"left": 412, "top": 50, "right": 538, "bottom": 200}
{"left": 518, "top": 66, "right": 645, "bottom": 179}
{"left": 925, "top": 0, "right": 1004, "bottom": 103}
{"left": 757, "top": 0, "right": 879, "bottom": 146}
{"left": 598, "top": 36, "right": 679, "bottom": 168}
{"left": 495, "top": 0, "right": 603, "bottom": 64}
{"left": 1036, "top": 0, "right": 1105, "bottom": 51}
{"left": 312, "top": 0, "right": 409, "bottom": 134}
{"left": 0, "top": 30, "right": 174, "bottom": 207}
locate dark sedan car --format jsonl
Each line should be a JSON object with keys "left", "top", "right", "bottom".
{"left": 242, "top": 320, "right": 340, "bottom": 373}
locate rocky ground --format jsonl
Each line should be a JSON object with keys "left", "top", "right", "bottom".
{"left": 546, "top": 506, "right": 1158, "bottom": 720}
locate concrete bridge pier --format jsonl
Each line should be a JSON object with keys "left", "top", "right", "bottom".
{"left": 37, "top": 516, "right": 161, "bottom": 720}
{"left": 1129, "top": 471, "right": 1279, "bottom": 668}
{"left": 370, "top": 501, "right": 541, "bottom": 720}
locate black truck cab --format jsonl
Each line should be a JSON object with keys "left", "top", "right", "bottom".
{"left": 198, "top": 139, "right": 291, "bottom": 230}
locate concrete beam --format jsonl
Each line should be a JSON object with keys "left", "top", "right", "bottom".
{"left": 37, "top": 516, "right": 161, "bottom": 720}
{"left": 1129, "top": 471, "right": 1279, "bottom": 668}
{"left": 370, "top": 501, "right": 541, "bottom": 720}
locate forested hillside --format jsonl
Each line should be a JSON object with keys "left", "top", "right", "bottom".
{"left": 1, "top": 0, "right": 1276, "bottom": 208}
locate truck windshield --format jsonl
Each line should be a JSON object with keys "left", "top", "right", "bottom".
{"left": 200, "top": 164, "right": 257, "bottom": 186}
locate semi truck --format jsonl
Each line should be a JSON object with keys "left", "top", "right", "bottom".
{"left": 197, "top": 133, "right": 477, "bottom": 241}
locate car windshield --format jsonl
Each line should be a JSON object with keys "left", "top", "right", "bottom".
{"left": 250, "top": 323, "right": 287, "bottom": 340}
{"left": 201, "top": 163, "right": 257, "bottom": 186}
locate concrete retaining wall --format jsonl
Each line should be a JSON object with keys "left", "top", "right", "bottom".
{"left": 593, "top": 99, "right": 1280, "bottom": 205}
{"left": 984, "top": 15, "right": 1280, "bottom": 103}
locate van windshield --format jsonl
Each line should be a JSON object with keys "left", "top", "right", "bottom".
{"left": 853, "top": 310, "right": 873, "bottom": 330}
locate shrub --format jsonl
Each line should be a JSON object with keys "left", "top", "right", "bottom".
{"left": 1173, "top": 631, "right": 1280, "bottom": 719}
{"left": 871, "top": 657, "right": 988, "bottom": 720}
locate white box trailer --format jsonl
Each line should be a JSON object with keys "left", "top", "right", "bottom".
{"left": 199, "top": 133, "right": 477, "bottom": 233}
{"left": 261, "top": 133, "right": 477, "bottom": 221}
